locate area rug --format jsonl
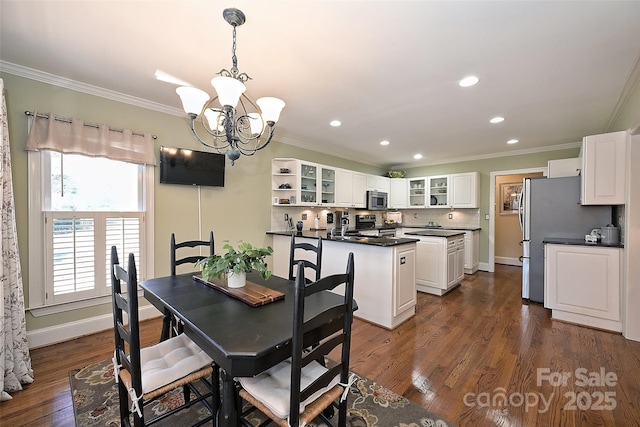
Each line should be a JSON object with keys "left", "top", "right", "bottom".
{"left": 70, "top": 358, "right": 457, "bottom": 426}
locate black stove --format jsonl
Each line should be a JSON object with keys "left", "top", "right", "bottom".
{"left": 355, "top": 214, "right": 376, "bottom": 230}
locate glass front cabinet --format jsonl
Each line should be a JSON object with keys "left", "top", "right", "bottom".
{"left": 428, "top": 175, "right": 449, "bottom": 208}
{"left": 299, "top": 162, "right": 318, "bottom": 205}
{"left": 408, "top": 178, "right": 427, "bottom": 207}
{"left": 299, "top": 162, "right": 336, "bottom": 206}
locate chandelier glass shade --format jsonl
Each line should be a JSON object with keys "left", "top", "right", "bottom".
{"left": 175, "top": 8, "right": 285, "bottom": 165}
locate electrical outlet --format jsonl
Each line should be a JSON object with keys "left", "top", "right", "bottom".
{"left": 302, "top": 213, "right": 307, "bottom": 220}
{"left": 284, "top": 213, "right": 289, "bottom": 221}
{"left": 448, "top": 213, "right": 453, "bottom": 219}
{"left": 413, "top": 213, "right": 418, "bottom": 219}
{"left": 485, "top": 214, "right": 490, "bottom": 220}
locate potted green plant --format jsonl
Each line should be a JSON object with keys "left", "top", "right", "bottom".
{"left": 197, "top": 241, "right": 274, "bottom": 288}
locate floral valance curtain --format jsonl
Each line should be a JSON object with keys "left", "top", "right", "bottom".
{"left": 26, "top": 112, "right": 156, "bottom": 165}
{"left": 1, "top": 78, "right": 34, "bottom": 401}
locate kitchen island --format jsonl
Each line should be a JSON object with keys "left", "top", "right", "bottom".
{"left": 400, "top": 225, "right": 480, "bottom": 274}
{"left": 404, "top": 230, "right": 466, "bottom": 295}
{"left": 267, "top": 231, "right": 418, "bottom": 329}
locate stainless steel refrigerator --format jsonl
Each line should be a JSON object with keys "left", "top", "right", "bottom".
{"left": 518, "top": 176, "right": 612, "bottom": 303}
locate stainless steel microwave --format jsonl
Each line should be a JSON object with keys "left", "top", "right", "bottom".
{"left": 366, "top": 191, "right": 388, "bottom": 210}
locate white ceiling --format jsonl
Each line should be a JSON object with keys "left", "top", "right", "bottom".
{"left": 1, "top": 1, "right": 639, "bottom": 169}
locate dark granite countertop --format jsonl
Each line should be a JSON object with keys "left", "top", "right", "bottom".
{"left": 266, "top": 230, "right": 418, "bottom": 247}
{"left": 543, "top": 237, "right": 624, "bottom": 249}
{"left": 404, "top": 230, "right": 466, "bottom": 238}
{"left": 401, "top": 225, "right": 481, "bottom": 231}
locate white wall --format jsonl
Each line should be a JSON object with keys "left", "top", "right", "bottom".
{"left": 624, "top": 134, "right": 640, "bottom": 341}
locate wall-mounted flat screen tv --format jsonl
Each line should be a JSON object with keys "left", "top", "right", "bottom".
{"left": 159, "top": 146, "right": 225, "bottom": 187}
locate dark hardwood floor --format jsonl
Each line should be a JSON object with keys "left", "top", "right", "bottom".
{"left": 2, "top": 265, "right": 639, "bottom": 426}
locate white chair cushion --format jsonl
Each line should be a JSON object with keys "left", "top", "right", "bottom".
{"left": 139, "top": 333, "right": 213, "bottom": 394}
{"left": 238, "top": 359, "right": 339, "bottom": 419}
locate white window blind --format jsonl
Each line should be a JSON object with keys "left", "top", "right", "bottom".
{"left": 44, "top": 212, "right": 143, "bottom": 305}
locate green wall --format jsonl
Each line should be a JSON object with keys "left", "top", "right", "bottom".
{"left": 0, "top": 72, "right": 383, "bottom": 332}
{"left": 3, "top": 70, "right": 636, "bottom": 336}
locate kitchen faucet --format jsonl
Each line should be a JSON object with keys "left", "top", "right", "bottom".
{"left": 341, "top": 217, "right": 349, "bottom": 237}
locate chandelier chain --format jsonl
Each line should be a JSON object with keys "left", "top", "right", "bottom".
{"left": 231, "top": 25, "right": 238, "bottom": 76}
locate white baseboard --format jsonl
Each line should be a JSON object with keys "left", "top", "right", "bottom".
{"left": 479, "top": 262, "right": 491, "bottom": 272}
{"left": 27, "top": 304, "right": 161, "bottom": 349}
{"left": 495, "top": 256, "right": 522, "bottom": 266}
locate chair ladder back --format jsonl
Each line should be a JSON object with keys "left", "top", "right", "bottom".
{"left": 288, "top": 252, "right": 354, "bottom": 427}
{"left": 288, "top": 235, "right": 323, "bottom": 284}
{"left": 170, "top": 231, "right": 215, "bottom": 275}
{"left": 110, "top": 247, "right": 143, "bottom": 406}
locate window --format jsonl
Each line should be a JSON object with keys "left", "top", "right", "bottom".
{"left": 28, "top": 151, "right": 154, "bottom": 309}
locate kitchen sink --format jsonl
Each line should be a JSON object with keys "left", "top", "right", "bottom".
{"left": 333, "top": 235, "right": 369, "bottom": 242}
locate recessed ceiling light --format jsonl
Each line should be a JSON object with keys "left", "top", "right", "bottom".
{"left": 490, "top": 117, "right": 505, "bottom": 124}
{"left": 329, "top": 120, "right": 341, "bottom": 127}
{"left": 380, "top": 140, "right": 390, "bottom": 146}
{"left": 413, "top": 154, "right": 423, "bottom": 160}
{"left": 507, "top": 139, "right": 519, "bottom": 144}
{"left": 459, "top": 76, "right": 479, "bottom": 87}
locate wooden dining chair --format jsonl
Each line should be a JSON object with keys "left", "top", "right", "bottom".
{"left": 160, "top": 231, "right": 215, "bottom": 341}
{"left": 288, "top": 234, "right": 323, "bottom": 284}
{"left": 237, "top": 252, "right": 355, "bottom": 427}
{"left": 110, "top": 246, "right": 218, "bottom": 427}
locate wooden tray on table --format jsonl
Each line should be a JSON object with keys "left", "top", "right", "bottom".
{"left": 193, "top": 274, "right": 285, "bottom": 307}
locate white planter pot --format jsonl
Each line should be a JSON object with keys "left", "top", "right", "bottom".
{"left": 228, "top": 271, "right": 247, "bottom": 288}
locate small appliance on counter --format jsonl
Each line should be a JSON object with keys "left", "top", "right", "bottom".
{"left": 386, "top": 211, "right": 403, "bottom": 225}
{"left": 600, "top": 224, "right": 620, "bottom": 245}
{"left": 585, "top": 229, "right": 600, "bottom": 243}
{"left": 585, "top": 224, "right": 620, "bottom": 244}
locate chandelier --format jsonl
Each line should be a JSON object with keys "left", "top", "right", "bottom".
{"left": 175, "top": 8, "right": 285, "bottom": 165}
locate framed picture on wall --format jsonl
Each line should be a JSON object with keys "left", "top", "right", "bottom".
{"left": 500, "top": 182, "right": 522, "bottom": 214}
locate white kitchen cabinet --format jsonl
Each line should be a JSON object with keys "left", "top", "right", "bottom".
{"left": 415, "top": 234, "right": 464, "bottom": 295}
{"left": 299, "top": 162, "right": 320, "bottom": 205}
{"left": 581, "top": 131, "right": 627, "bottom": 205}
{"left": 408, "top": 177, "right": 427, "bottom": 208}
{"left": 335, "top": 169, "right": 366, "bottom": 208}
{"left": 298, "top": 162, "right": 336, "bottom": 206}
{"left": 450, "top": 172, "right": 479, "bottom": 208}
{"left": 389, "top": 178, "right": 408, "bottom": 209}
{"left": 463, "top": 230, "right": 480, "bottom": 274}
{"left": 447, "top": 237, "right": 465, "bottom": 288}
{"left": 428, "top": 175, "right": 449, "bottom": 208}
{"left": 366, "top": 174, "right": 390, "bottom": 194}
{"left": 394, "top": 245, "right": 417, "bottom": 317}
{"left": 548, "top": 158, "right": 580, "bottom": 178}
{"left": 270, "top": 234, "right": 417, "bottom": 329}
{"left": 352, "top": 172, "right": 367, "bottom": 207}
{"left": 545, "top": 243, "right": 622, "bottom": 332}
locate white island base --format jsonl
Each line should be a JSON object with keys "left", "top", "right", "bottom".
{"left": 271, "top": 234, "right": 417, "bottom": 330}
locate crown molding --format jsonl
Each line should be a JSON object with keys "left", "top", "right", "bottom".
{"left": 390, "top": 141, "right": 583, "bottom": 170}
{"left": 0, "top": 61, "right": 184, "bottom": 117}
{"left": 1, "top": 60, "right": 585, "bottom": 169}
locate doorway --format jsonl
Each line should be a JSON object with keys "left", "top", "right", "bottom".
{"left": 488, "top": 168, "right": 546, "bottom": 272}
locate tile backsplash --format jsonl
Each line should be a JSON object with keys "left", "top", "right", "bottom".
{"left": 270, "top": 207, "right": 480, "bottom": 231}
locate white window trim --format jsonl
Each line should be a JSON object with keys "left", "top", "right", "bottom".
{"left": 27, "top": 150, "right": 155, "bottom": 314}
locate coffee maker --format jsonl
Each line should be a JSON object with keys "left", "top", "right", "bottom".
{"left": 334, "top": 211, "right": 350, "bottom": 233}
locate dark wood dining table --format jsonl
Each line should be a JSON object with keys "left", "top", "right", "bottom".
{"left": 139, "top": 271, "right": 353, "bottom": 427}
